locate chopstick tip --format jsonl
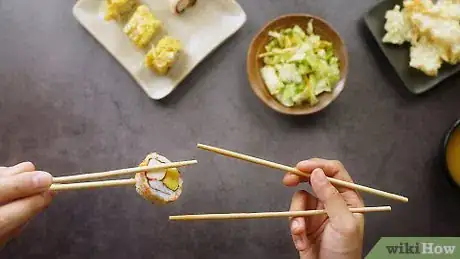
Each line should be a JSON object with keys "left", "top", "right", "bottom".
{"left": 399, "top": 197, "right": 409, "bottom": 203}
{"left": 169, "top": 216, "right": 179, "bottom": 221}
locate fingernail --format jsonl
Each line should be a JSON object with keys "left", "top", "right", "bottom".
{"left": 313, "top": 168, "right": 327, "bottom": 184}
{"left": 33, "top": 172, "right": 52, "bottom": 188}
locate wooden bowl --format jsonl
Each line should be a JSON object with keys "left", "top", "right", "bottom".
{"left": 247, "top": 14, "right": 349, "bottom": 115}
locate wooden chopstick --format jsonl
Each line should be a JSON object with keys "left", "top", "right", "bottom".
{"left": 50, "top": 179, "right": 137, "bottom": 191}
{"left": 169, "top": 206, "right": 392, "bottom": 221}
{"left": 53, "top": 160, "right": 197, "bottom": 184}
{"left": 197, "top": 144, "right": 408, "bottom": 203}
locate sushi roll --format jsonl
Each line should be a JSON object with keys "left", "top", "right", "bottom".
{"left": 123, "top": 5, "right": 162, "bottom": 48}
{"left": 169, "top": 0, "right": 197, "bottom": 15}
{"left": 145, "top": 36, "right": 182, "bottom": 75}
{"left": 135, "top": 153, "right": 183, "bottom": 204}
{"left": 104, "top": 0, "right": 138, "bottom": 21}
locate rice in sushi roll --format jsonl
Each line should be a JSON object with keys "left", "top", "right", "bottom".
{"left": 169, "top": 0, "right": 197, "bottom": 15}
{"left": 135, "top": 153, "right": 183, "bottom": 204}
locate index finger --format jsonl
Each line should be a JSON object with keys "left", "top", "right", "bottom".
{"left": 298, "top": 159, "right": 353, "bottom": 182}
{"left": 0, "top": 162, "right": 35, "bottom": 177}
{"left": 303, "top": 159, "right": 364, "bottom": 206}
{"left": 283, "top": 158, "right": 352, "bottom": 187}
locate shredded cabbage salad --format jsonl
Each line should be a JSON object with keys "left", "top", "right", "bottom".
{"left": 259, "top": 20, "right": 340, "bottom": 107}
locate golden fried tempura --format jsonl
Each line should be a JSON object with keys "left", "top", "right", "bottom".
{"left": 105, "top": 0, "right": 138, "bottom": 21}
{"left": 123, "top": 5, "right": 162, "bottom": 48}
{"left": 409, "top": 37, "right": 442, "bottom": 76}
{"left": 145, "top": 36, "right": 182, "bottom": 75}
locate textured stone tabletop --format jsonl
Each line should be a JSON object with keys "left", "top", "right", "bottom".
{"left": 1, "top": 0, "right": 460, "bottom": 258}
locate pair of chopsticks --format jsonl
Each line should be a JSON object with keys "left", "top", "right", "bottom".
{"left": 169, "top": 143, "right": 406, "bottom": 221}
{"left": 49, "top": 143, "right": 405, "bottom": 221}
{"left": 50, "top": 144, "right": 407, "bottom": 202}
{"left": 196, "top": 144, "right": 408, "bottom": 203}
{"left": 50, "top": 160, "right": 198, "bottom": 191}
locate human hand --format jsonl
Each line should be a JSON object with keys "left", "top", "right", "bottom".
{"left": 283, "top": 159, "right": 364, "bottom": 259}
{"left": 0, "top": 162, "right": 53, "bottom": 247}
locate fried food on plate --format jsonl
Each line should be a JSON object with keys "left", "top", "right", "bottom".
{"left": 105, "top": 0, "right": 138, "bottom": 21}
{"left": 409, "top": 37, "right": 442, "bottom": 76}
{"left": 145, "top": 36, "right": 182, "bottom": 75}
{"left": 383, "top": 0, "right": 460, "bottom": 76}
{"left": 382, "top": 5, "right": 411, "bottom": 44}
{"left": 123, "top": 5, "right": 162, "bottom": 48}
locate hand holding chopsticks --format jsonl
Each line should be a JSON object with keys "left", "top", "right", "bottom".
{"left": 0, "top": 163, "right": 54, "bottom": 247}
{"left": 197, "top": 143, "right": 408, "bottom": 203}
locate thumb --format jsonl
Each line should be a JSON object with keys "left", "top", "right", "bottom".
{"left": 310, "top": 168, "right": 357, "bottom": 234}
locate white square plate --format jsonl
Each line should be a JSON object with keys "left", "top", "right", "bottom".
{"left": 73, "top": 0, "right": 247, "bottom": 99}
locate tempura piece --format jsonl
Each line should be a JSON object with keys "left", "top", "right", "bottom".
{"left": 411, "top": 13, "right": 460, "bottom": 40}
{"left": 430, "top": 0, "right": 460, "bottom": 20}
{"left": 135, "top": 153, "right": 183, "bottom": 204}
{"left": 105, "top": 0, "right": 138, "bottom": 21}
{"left": 409, "top": 37, "right": 442, "bottom": 76}
{"left": 404, "top": 0, "right": 434, "bottom": 15}
{"left": 123, "top": 5, "right": 162, "bottom": 48}
{"left": 384, "top": 0, "right": 460, "bottom": 76}
{"left": 382, "top": 5, "right": 411, "bottom": 45}
{"left": 169, "top": 0, "right": 197, "bottom": 15}
{"left": 145, "top": 36, "right": 182, "bottom": 75}
{"left": 411, "top": 13, "right": 460, "bottom": 64}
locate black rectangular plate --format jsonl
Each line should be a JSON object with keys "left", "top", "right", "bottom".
{"left": 363, "top": 0, "right": 460, "bottom": 94}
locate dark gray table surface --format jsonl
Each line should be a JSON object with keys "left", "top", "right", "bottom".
{"left": 1, "top": 0, "right": 460, "bottom": 258}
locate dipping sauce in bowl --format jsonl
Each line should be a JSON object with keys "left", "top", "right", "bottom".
{"left": 445, "top": 120, "right": 460, "bottom": 186}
